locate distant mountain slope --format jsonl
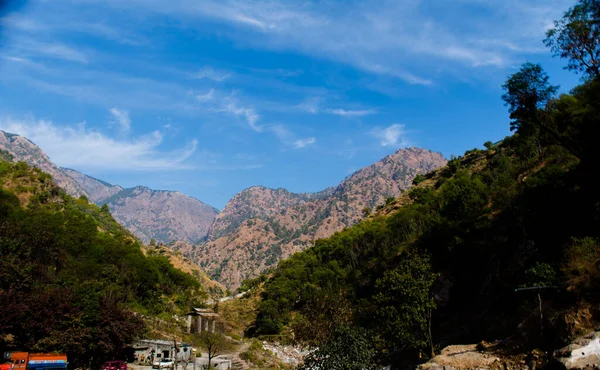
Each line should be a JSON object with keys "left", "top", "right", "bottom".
{"left": 0, "top": 130, "right": 219, "bottom": 244}
{"left": 102, "top": 186, "right": 219, "bottom": 244}
{"left": 0, "top": 130, "right": 88, "bottom": 198}
{"left": 61, "top": 168, "right": 123, "bottom": 203}
{"left": 194, "top": 147, "right": 447, "bottom": 289}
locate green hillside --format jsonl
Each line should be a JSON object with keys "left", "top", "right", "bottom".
{"left": 249, "top": 2, "right": 600, "bottom": 368}
{"left": 0, "top": 158, "right": 205, "bottom": 368}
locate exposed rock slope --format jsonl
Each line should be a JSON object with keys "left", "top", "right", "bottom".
{"left": 61, "top": 168, "right": 123, "bottom": 203}
{"left": 195, "top": 147, "right": 447, "bottom": 289}
{"left": 102, "top": 186, "right": 218, "bottom": 244}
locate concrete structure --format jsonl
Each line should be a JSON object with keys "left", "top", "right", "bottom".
{"left": 186, "top": 308, "right": 219, "bottom": 334}
{"left": 132, "top": 340, "right": 193, "bottom": 365}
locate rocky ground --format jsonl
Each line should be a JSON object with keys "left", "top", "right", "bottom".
{"left": 419, "top": 332, "right": 600, "bottom": 370}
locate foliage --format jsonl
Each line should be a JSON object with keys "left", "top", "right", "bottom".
{"left": 412, "top": 174, "right": 426, "bottom": 185}
{"left": 374, "top": 252, "right": 437, "bottom": 357}
{"left": 197, "top": 332, "right": 230, "bottom": 368}
{"left": 252, "top": 43, "right": 600, "bottom": 365}
{"left": 0, "top": 161, "right": 203, "bottom": 368}
{"left": 545, "top": 0, "right": 600, "bottom": 79}
{"left": 298, "top": 326, "right": 375, "bottom": 370}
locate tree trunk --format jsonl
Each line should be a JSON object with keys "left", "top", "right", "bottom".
{"left": 428, "top": 308, "right": 435, "bottom": 358}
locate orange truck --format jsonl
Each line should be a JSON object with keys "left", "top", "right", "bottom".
{"left": 2, "top": 353, "right": 67, "bottom": 370}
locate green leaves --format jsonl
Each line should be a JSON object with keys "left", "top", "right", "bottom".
{"left": 0, "top": 160, "right": 200, "bottom": 367}
{"left": 545, "top": 0, "right": 600, "bottom": 79}
{"left": 299, "top": 326, "right": 376, "bottom": 370}
{"left": 373, "top": 252, "right": 436, "bottom": 354}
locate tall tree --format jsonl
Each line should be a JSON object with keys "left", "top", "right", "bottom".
{"left": 545, "top": 0, "right": 600, "bottom": 79}
{"left": 373, "top": 251, "right": 437, "bottom": 359}
{"left": 501, "top": 63, "right": 581, "bottom": 157}
{"left": 197, "top": 332, "right": 229, "bottom": 369}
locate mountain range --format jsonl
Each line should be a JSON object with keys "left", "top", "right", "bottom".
{"left": 191, "top": 147, "right": 447, "bottom": 288}
{"left": 0, "top": 129, "right": 446, "bottom": 288}
{"left": 0, "top": 130, "right": 218, "bottom": 244}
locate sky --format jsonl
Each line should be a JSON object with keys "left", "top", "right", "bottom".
{"left": 0, "top": 0, "right": 581, "bottom": 209}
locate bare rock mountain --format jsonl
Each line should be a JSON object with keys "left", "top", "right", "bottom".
{"left": 194, "top": 147, "right": 447, "bottom": 289}
{"left": 0, "top": 130, "right": 219, "bottom": 245}
{"left": 61, "top": 168, "right": 123, "bottom": 202}
{"left": 102, "top": 186, "right": 218, "bottom": 244}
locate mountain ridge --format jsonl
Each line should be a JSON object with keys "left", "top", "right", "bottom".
{"left": 194, "top": 147, "right": 447, "bottom": 288}
{"left": 0, "top": 130, "right": 219, "bottom": 244}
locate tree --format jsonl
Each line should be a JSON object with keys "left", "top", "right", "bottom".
{"left": 412, "top": 174, "right": 426, "bottom": 185}
{"left": 100, "top": 204, "right": 110, "bottom": 213}
{"left": 501, "top": 63, "right": 582, "bottom": 158}
{"left": 545, "top": 0, "right": 600, "bottom": 79}
{"left": 197, "top": 332, "right": 229, "bottom": 368}
{"left": 502, "top": 63, "right": 559, "bottom": 133}
{"left": 298, "top": 326, "right": 376, "bottom": 370}
{"left": 374, "top": 251, "right": 437, "bottom": 358}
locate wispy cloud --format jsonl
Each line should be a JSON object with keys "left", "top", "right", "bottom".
{"left": 15, "top": 39, "right": 88, "bottom": 64}
{"left": 371, "top": 124, "right": 408, "bottom": 147}
{"left": 221, "top": 99, "right": 261, "bottom": 132}
{"left": 0, "top": 116, "right": 198, "bottom": 171}
{"left": 326, "top": 108, "right": 377, "bottom": 117}
{"left": 88, "top": 0, "right": 571, "bottom": 84}
{"left": 109, "top": 108, "right": 131, "bottom": 134}
{"left": 193, "top": 66, "right": 232, "bottom": 82}
{"left": 196, "top": 89, "right": 215, "bottom": 102}
{"left": 292, "top": 137, "right": 316, "bottom": 149}
{"left": 297, "top": 97, "right": 321, "bottom": 114}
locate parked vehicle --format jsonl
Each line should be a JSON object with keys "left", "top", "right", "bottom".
{"left": 101, "top": 361, "right": 127, "bottom": 370}
{"left": 152, "top": 358, "right": 173, "bottom": 369}
{"left": 2, "top": 353, "right": 67, "bottom": 370}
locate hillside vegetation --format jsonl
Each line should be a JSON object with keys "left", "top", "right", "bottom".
{"left": 0, "top": 155, "right": 205, "bottom": 368}
{"left": 249, "top": 2, "right": 600, "bottom": 368}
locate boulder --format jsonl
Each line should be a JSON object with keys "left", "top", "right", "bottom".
{"left": 554, "top": 331, "right": 600, "bottom": 369}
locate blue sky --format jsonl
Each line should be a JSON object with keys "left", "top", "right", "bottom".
{"left": 0, "top": 0, "right": 580, "bottom": 209}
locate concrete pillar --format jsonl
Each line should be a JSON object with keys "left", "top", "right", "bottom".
{"left": 187, "top": 315, "right": 192, "bottom": 333}
{"left": 211, "top": 320, "right": 216, "bottom": 333}
{"left": 198, "top": 316, "right": 203, "bottom": 333}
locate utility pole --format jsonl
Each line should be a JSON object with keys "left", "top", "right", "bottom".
{"left": 514, "top": 286, "right": 558, "bottom": 338}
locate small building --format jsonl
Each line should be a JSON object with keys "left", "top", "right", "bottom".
{"left": 132, "top": 340, "right": 193, "bottom": 365}
{"left": 186, "top": 308, "right": 219, "bottom": 334}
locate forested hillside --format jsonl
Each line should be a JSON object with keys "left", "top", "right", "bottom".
{"left": 249, "top": 2, "right": 600, "bottom": 368}
{"left": 0, "top": 154, "right": 205, "bottom": 369}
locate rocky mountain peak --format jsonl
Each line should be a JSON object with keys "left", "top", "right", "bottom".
{"left": 195, "top": 147, "right": 447, "bottom": 289}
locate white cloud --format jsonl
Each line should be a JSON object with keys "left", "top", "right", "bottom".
{"left": 371, "top": 124, "right": 408, "bottom": 147}
{"left": 17, "top": 39, "right": 88, "bottom": 64}
{"left": 109, "top": 108, "right": 131, "bottom": 133}
{"left": 87, "top": 0, "right": 571, "bottom": 84}
{"left": 196, "top": 89, "right": 215, "bottom": 102}
{"left": 0, "top": 117, "right": 198, "bottom": 171}
{"left": 297, "top": 97, "right": 321, "bottom": 114}
{"left": 221, "top": 100, "right": 261, "bottom": 132}
{"left": 292, "top": 137, "right": 316, "bottom": 149}
{"left": 193, "top": 66, "right": 232, "bottom": 82}
{"left": 326, "top": 108, "right": 377, "bottom": 117}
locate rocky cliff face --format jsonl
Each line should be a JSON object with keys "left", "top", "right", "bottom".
{"left": 0, "top": 130, "right": 88, "bottom": 198}
{"left": 194, "top": 147, "right": 447, "bottom": 289}
{"left": 61, "top": 168, "right": 123, "bottom": 203}
{"left": 101, "top": 186, "right": 219, "bottom": 244}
